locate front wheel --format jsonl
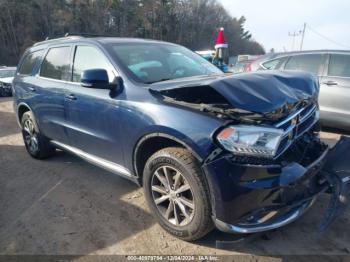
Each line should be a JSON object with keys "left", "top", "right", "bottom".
{"left": 143, "top": 147, "right": 213, "bottom": 241}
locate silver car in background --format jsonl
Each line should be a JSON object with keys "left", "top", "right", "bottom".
{"left": 0, "top": 66, "right": 16, "bottom": 97}
{"left": 249, "top": 50, "right": 350, "bottom": 130}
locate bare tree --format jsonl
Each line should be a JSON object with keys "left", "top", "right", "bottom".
{"left": 0, "top": 0, "right": 265, "bottom": 65}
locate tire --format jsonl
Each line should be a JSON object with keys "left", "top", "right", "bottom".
{"left": 21, "top": 111, "right": 55, "bottom": 159}
{"left": 143, "top": 147, "right": 213, "bottom": 241}
{"left": 0, "top": 87, "right": 5, "bottom": 97}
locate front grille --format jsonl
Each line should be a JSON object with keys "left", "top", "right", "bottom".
{"left": 230, "top": 155, "right": 277, "bottom": 166}
{"left": 274, "top": 104, "right": 319, "bottom": 158}
{"left": 275, "top": 136, "right": 290, "bottom": 156}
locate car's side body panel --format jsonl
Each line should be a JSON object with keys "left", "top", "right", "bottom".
{"left": 117, "top": 94, "right": 224, "bottom": 173}
{"left": 13, "top": 39, "right": 225, "bottom": 179}
{"left": 319, "top": 52, "right": 350, "bottom": 130}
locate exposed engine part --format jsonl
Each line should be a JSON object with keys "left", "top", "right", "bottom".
{"left": 281, "top": 131, "right": 327, "bottom": 167}
{"left": 162, "top": 94, "right": 264, "bottom": 124}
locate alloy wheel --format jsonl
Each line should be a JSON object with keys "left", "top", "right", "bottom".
{"left": 151, "top": 165, "right": 195, "bottom": 226}
{"left": 23, "top": 119, "right": 39, "bottom": 154}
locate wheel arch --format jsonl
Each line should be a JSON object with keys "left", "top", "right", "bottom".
{"left": 133, "top": 133, "right": 204, "bottom": 185}
{"left": 16, "top": 102, "right": 32, "bottom": 127}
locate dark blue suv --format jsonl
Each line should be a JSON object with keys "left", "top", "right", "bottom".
{"left": 13, "top": 36, "right": 331, "bottom": 241}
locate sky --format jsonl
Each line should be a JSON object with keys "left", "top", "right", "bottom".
{"left": 219, "top": 0, "right": 350, "bottom": 52}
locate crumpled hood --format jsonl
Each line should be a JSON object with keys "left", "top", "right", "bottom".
{"left": 0, "top": 77, "right": 14, "bottom": 84}
{"left": 150, "top": 71, "right": 319, "bottom": 115}
{"left": 210, "top": 71, "right": 318, "bottom": 113}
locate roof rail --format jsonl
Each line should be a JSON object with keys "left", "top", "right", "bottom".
{"left": 64, "top": 32, "right": 114, "bottom": 38}
{"left": 33, "top": 35, "right": 83, "bottom": 46}
{"left": 33, "top": 32, "right": 115, "bottom": 47}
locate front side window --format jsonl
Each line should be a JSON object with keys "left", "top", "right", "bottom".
{"left": 40, "top": 46, "right": 71, "bottom": 81}
{"left": 262, "top": 57, "right": 286, "bottom": 70}
{"left": 285, "top": 54, "right": 323, "bottom": 75}
{"left": 18, "top": 50, "right": 44, "bottom": 75}
{"left": 328, "top": 54, "right": 350, "bottom": 78}
{"left": 105, "top": 43, "right": 223, "bottom": 84}
{"left": 72, "top": 46, "right": 113, "bottom": 82}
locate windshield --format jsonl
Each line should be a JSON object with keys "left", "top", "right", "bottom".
{"left": 105, "top": 43, "right": 223, "bottom": 84}
{"left": 0, "top": 69, "right": 16, "bottom": 78}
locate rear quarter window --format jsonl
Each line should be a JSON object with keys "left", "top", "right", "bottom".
{"left": 18, "top": 50, "right": 44, "bottom": 75}
{"left": 328, "top": 54, "right": 350, "bottom": 78}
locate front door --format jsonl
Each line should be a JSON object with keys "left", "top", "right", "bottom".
{"left": 64, "top": 45, "right": 125, "bottom": 167}
{"left": 319, "top": 53, "right": 350, "bottom": 128}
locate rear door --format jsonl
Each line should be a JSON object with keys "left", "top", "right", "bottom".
{"left": 64, "top": 44, "right": 125, "bottom": 165}
{"left": 319, "top": 53, "right": 350, "bottom": 128}
{"left": 34, "top": 45, "right": 72, "bottom": 144}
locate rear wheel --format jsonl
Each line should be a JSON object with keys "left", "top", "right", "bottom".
{"left": 21, "top": 111, "right": 55, "bottom": 159}
{"left": 143, "top": 147, "right": 213, "bottom": 241}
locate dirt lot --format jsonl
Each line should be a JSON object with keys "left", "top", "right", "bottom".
{"left": 0, "top": 97, "right": 349, "bottom": 259}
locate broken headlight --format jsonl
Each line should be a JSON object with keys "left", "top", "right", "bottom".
{"left": 217, "top": 125, "right": 284, "bottom": 158}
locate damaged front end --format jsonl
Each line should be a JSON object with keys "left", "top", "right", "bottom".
{"left": 151, "top": 71, "right": 349, "bottom": 234}
{"left": 205, "top": 131, "right": 350, "bottom": 235}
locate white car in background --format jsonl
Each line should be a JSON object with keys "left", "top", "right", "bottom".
{"left": 248, "top": 50, "right": 350, "bottom": 131}
{"left": 0, "top": 66, "right": 16, "bottom": 97}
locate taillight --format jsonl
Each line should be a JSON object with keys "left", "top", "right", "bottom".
{"left": 244, "top": 62, "right": 253, "bottom": 72}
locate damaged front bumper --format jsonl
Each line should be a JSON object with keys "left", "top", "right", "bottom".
{"left": 215, "top": 197, "right": 315, "bottom": 234}
{"left": 203, "top": 135, "right": 350, "bottom": 234}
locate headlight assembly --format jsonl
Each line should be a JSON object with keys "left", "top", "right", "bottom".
{"left": 217, "top": 125, "right": 284, "bottom": 158}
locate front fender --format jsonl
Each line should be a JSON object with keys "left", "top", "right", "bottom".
{"left": 119, "top": 100, "right": 224, "bottom": 174}
{"left": 133, "top": 126, "right": 209, "bottom": 162}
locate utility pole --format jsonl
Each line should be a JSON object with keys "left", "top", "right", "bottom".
{"left": 300, "top": 23, "right": 306, "bottom": 50}
{"left": 289, "top": 30, "right": 301, "bottom": 51}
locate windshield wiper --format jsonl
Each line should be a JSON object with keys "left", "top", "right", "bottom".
{"left": 146, "top": 74, "right": 224, "bottom": 84}
{"left": 146, "top": 78, "right": 171, "bottom": 84}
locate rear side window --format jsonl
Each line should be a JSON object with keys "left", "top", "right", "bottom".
{"left": 18, "top": 50, "right": 44, "bottom": 75}
{"left": 40, "top": 46, "right": 71, "bottom": 81}
{"left": 72, "top": 46, "right": 113, "bottom": 82}
{"left": 328, "top": 54, "right": 350, "bottom": 78}
{"left": 285, "top": 54, "right": 323, "bottom": 75}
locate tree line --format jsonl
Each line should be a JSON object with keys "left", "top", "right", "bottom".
{"left": 0, "top": 0, "right": 265, "bottom": 66}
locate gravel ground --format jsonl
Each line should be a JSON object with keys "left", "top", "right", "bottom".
{"left": 0, "top": 97, "right": 349, "bottom": 260}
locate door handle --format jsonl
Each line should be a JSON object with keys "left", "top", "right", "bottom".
{"left": 322, "top": 80, "right": 338, "bottom": 86}
{"left": 28, "top": 86, "right": 36, "bottom": 91}
{"left": 65, "top": 94, "right": 77, "bottom": 100}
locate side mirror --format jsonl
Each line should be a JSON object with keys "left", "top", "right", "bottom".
{"left": 81, "top": 69, "right": 110, "bottom": 89}
{"left": 109, "top": 76, "right": 124, "bottom": 97}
